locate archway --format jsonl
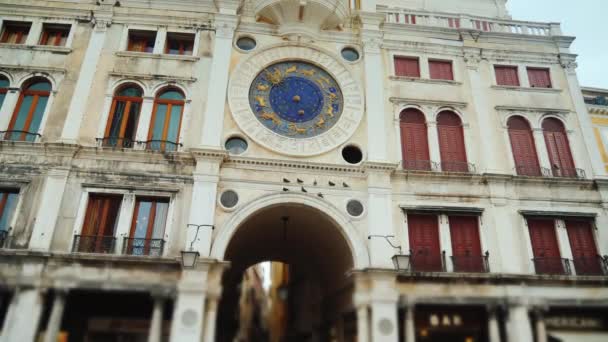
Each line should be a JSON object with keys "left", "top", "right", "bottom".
{"left": 214, "top": 194, "right": 367, "bottom": 342}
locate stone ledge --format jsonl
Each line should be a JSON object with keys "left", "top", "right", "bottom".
{"left": 389, "top": 76, "right": 463, "bottom": 86}
{"left": 491, "top": 85, "right": 562, "bottom": 94}
{"left": 0, "top": 43, "right": 72, "bottom": 54}
{"left": 115, "top": 51, "right": 200, "bottom": 62}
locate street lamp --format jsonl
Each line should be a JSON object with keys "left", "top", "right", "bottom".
{"left": 180, "top": 224, "right": 214, "bottom": 269}
{"left": 368, "top": 235, "right": 412, "bottom": 272}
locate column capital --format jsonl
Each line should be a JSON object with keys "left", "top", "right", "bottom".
{"left": 463, "top": 48, "right": 483, "bottom": 70}
{"left": 214, "top": 14, "right": 239, "bottom": 39}
{"left": 559, "top": 54, "right": 578, "bottom": 75}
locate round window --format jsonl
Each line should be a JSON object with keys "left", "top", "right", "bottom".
{"left": 346, "top": 199, "right": 364, "bottom": 217}
{"left": 342, "top": 145, "right": 363, "bottom": 164}
{"left": 225, "top": 137, "right": 248, "bottom": 155}
{"left": 341, "top": 47, "right": 360, "bottom": 62}
{"left": 236, "top": 37, "right": 256, "bottom": 51}
{"left": 220, "top": 190, "right": 239, "bottom": 209}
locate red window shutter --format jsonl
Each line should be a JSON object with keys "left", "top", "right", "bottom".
{"left": 429, "top": 60, "right": 453, "bottom": 80}
{"left": 544, "top": 131, "right": 575, "bottom": 177}
{"left": 437, "top": 125, "right": 467, "bottom": 171}
{"left": 509, "top": 129, "right": 540, "bottom": 176}
{"left": 565, "top": 220, "right": 601, "bottom": 275}
{"left": 400, "top": 123, "right": 430, "bottom": 170}
{"left": 495, "top": 66, "right": 520, "bottom": 86}
{"left": 527, "top": 68, "right": 552, "bottom": 88}
{"left": 527, "top": 218, "right": 563, "bottom": 274}
{"left": 408, "top": 214, "right": 442, "bottom": 271}
{"left": 448, "top": 18, "right": 460, "bottom": 28}
{"left": 394, "top": 57, "right": 420, "bottom": 77}
{"left": 448, "top": 216, "right": 483, "bottom": 272}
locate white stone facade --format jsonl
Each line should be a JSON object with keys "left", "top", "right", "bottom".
{"left": 0, "top": 0, "right": 607, "bottom": 342}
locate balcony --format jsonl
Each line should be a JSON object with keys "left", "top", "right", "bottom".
{"left": 137, "top": 140, "right": 182, "bottom": 152}
{"left": 72, "top": 235, "right": 116, "bottom": 254}
{"left": 380, "top": 7, "right": 562, "bottom": 38}
{"left": 532, "top": 257, "right": 572, "bottom": 275}
{"left": 402, "top": 160, "right": 438, "bottom": 171}
{"left": 96, "top": 137, "right": 136, "bottom": 149}
{"left": 514, "top": 165, "right": 552, "bottom": 177}
{"left": 0, "top": 130, "right": 41, "bottom": 142}
{"left": 122, "top": 237, "right": 165, "bottom": 257}
{"left": 451, "top": 251, "right": 490, "bottom": 273}
{"left": 572, "top": 255, "right": 608, "bottom": 276}
{"left": 440, "top": 161, "right": 475, "bottom": 173}
{"left": 95, "top": 138, "right": 182, "bottom": 152}
{"left": 550, "top": 166, "right": 585, "bottom": 179}
{"left": 411, "top": 249, "right": 446, "bottom": 272}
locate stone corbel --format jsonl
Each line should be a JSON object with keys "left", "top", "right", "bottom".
{"left": 559, "top": 53, "right": 578, "bottom": 75}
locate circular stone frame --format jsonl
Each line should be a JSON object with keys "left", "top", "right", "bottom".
{"left": 228, "top": 44, "right": 365, "bottom": 156}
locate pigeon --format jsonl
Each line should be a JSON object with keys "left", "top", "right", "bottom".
{"left": 317, "top": 193, "right": 324, "bottom": 198}
{"left": 313, "top": 180, "right": 318, "bottom": 186}
{"left": 301, "top": 187, "right": 308, "bottom": 193}
{"left": 297, "top": 178, "right": 304, "bottom": 184}
{"left": 329, "top": 181, "right": 336, "bottom": 186}
{"left": 343, "top": 182, "right": 349, "bottom": 188}
{"left": 282, "top": 187, "right": 289, "bottom": 192}
{"left": 283, "top": 178, "right": 291, "bottom": 183}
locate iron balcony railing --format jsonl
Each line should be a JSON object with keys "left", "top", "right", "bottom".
{"left": 0, "top": 130, "right": 41, "bottom": 142}
{"left": 514, "top": 165, "right": 552, "bottom": 177}
{"left": 96, "top": 137, "right": 136, "bottom": 148}
{"left": 551, "top": 166, "right": 585, "bottom": 179}
{"left": 532, "top": 257, "right": 572, "bottom": 275}
{"left": 136, "top": 140, "right": 183, "bottom": 152}
{"left": 440, "top": 161, "right": 475, "bottom": 173}
{"left": 122, "top": 237, "right": 165, "bottom": 257}
{"left": 0, "top": 230, "right": 8, "bottom": 248}
{"left": 402, "top": 160, "right": 439, "bottom": 171}
{"left": 451, "top": 251, "right": 490, "bottom": 273}
{"left": 411, "top": 249, "right": 446, "bottom": 272}
{"left": 572, "top": 255, "right": 608, "bottom": 276}
{"left": 72, "top": 235, "right": 116, "bottom": 254}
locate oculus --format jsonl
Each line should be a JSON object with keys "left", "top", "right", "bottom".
{"left": 248, "top": 61, "right": 344, "bottom": 138}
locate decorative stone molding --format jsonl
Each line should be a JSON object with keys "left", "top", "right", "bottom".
{"left": 463, "top": 48, "right": 483, "bottom": 70}
{"left": 495, "top": 105, "right": 570, "bottom": 114}
{"left": 227, "top": 44, "right": 364, "bottom": 156}
{"left": 559, "top": 54, "right": 578, "bottom": 75}
{"left": 225, "top": 156, "right": 366, "bottom": 175}
{"left": 214, "top": 14, "right": 239, "bottom": 39}
{"left": 390, "top": 97, "right": 468, "bottom": 109}
{"left": 108, "top": 71, "right": 197, "bottom": 83}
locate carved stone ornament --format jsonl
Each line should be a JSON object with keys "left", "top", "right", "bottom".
{"left": 228, "top": 45, "right": 364, "bottom": 156}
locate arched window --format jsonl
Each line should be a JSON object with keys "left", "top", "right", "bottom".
{"left": 147, "top": 88, "right": 185, "bottom": 151}
{"left": 103, "top": 84, "right": 143, "bottom": 148}
{"left": 508, "top": 116, "right": 541, "bottom": 176}
{"left": 6, "top": 79, "right": 51, "bottom": 141}
{"left": 542, "top": 118, "right": 576, "bottom": 177}
{"left": 437, "top": 111, "right": 468, "bottom": 172}
{"left": 0, "top": 76, "right": 9, "bottom": 110}
{"left": 399, "top": 108, "right": 431, "bottom": 170}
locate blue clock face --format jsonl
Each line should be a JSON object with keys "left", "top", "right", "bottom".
{"left": 249, "top": 61, "right": 344, "bottom": 138}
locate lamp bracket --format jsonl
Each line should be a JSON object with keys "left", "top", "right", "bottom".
{"left": 368, "top": 234, "right": 403, "bottom": 254}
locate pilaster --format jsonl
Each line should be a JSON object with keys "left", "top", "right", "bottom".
{"left": 0, "top": 287, "right": 45, "bottom": 342}
{"left": 43, "top": 290, "right": 67, "bottom": 342}
{"left": 506, "top": 304, "right": 534, "bottom": 342}
{"left": 0, "top": 88, "right": 20, "bottom": 131}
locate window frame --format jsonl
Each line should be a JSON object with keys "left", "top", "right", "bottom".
{"left": 0, "top": 189, "right": 20, "bottom": 234}
{"left": 103, "top": 85, "right": 144, "bottom": 147}
{"left": 494, "top": 65, "right": 520, "bottom": 87}
{"left": 164, "top": 32, "right": 195, "bottom": 56}
{"left": 147, "top": 89, "right": 186, "bottom": 151}
{"left": 429, "top": 59, "right": 454, "bottom": 81}
{"left": 527, "top": 67, "right": 552, "bottom": 88}
{"left": 7, "top": 79, "right": 52, "bottom": 141}
{"left": 0, "top": 21, "right": 31, "bottom": 45}
{"left": 39, "top": 23, "right": 71, "bottom": 47}
{"left": 394, "top": 56, "right": 421, "bottom": 78}
{"left": 127, "top": 29, "right": 157, "bottom": 53}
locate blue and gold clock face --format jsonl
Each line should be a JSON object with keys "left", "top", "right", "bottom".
{"left": 248, "top": 61, "right": 344, "bottom": 138}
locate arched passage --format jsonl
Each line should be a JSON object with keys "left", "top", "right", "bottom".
{"left": 212, "top": 193, "right": 368, "bottom": 342}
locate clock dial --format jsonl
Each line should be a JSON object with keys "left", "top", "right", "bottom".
{"left": 248, "top": 61, "right": 344, "bottom": 138}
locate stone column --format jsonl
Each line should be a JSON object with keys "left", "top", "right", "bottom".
{"left": 203, "top": 295, "right": 219, "bottom": 342}
{"left": 360, "top": 12, "right": 389, "bottom": 162}
{"left": 487, "top": 306, "right": 501, "bottom": 342}
{"left": 534, "top": 309, "right": 548, "bottom": 342}
{"left": 438, "top": 214, "right": 453, "bottom": 272}
{"left": 43, "top": 291, "right": 67, "bottom": 342}
{"left": 60, "top": 15, "right": 111, "bottom": 143}
{"left": 1, "top": 288, "right": 44, "bottom": 342}
{"left": 0, "top": 87, "right": 20, "bottom": 132}
{"left": 365, "top": 163, "right": 396, "bottom": 268}
{"left": 426, "top": 121, "right": 441, "bottom": 170}
{"left": 148, "top": 295, "right": 165, "bottom": 342}
{"left": 404, "top": 304, "right": 415, "bottom": 342}
{"left": 369, "top": 274, "right": 399, "bottom": 342}
{"left": 532, "top": 129, "right": 552, "bottom": 173}
{"left": 199, "top": 13, "right": 238, "bottom": 148}
{"left": 560, "top": 56, "right": 605, "bottom": 177}
{"left": 356, "top": 306, "right": 369, "bottom": 342}
{"left": 134, "top": 96, "right": 156, "bottom": 148}
{"left": 169, "top": 269, "right": 208, "bottom": 342}
{"left": 506, "top": 305, "right": 533, "bottom": 342}
{"left": 28, "top": 168, "right": 70, "bottom": 251}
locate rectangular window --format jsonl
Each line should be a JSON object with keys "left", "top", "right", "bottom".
{"left": 127, "top": 30, "right": 156, "bottom": 53}
{"left": 403, "top": 14, "right": 417, "bottom": 24}
{"left": 448, "top": 216, "right": 486, "bottom": 272}
{"left": 448, "top": 18, "right": 460, "bottom": 28}
{"left": 527, "top": 67, "right": 552, "bottom": 88}
{"left": 0, "top": 190, "right": 19, "bottom": 238}
{"left": 394, "top": 57, "right": 420, "bottom": 78}
{"left": 76, "top": 194, "right": 122, "bottom": 253}
{"left": 473, "top": 20, "right": 490, "bottom": 31}
{"left": 565, "top": 220, "right": 603, "bottom": 275}
{"left": 527, "top": 218, "right": 566, "bottom": 275}
{"left": 39, "top": 24, "right": 70, "bottom": 47}
{"left": 126, "top": 197, "right": 169, "bottom": 256}
{"left": 0, "top": 21, "right": 31, "bottom": 44}
{"left": 165, "top": 32, "right": 195, "bottom": 55}
{"left": 429, "top": 60, "right": 454, "bottom": 80}
{"left": 495, "top": 66, "right": 520, "bottom": 86}
{"left": 408, "top": 214, "right": 443, "bottom": 272}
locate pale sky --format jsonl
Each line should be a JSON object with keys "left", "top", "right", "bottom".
{"left": 507, "top": 0, "right": 608, "bottom": 89}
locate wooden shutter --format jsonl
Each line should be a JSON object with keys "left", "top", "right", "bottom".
{"left": 544, "top": 131, "right": 575, "bottom": 177}
{"left": 448, "top": 216, "right": 483, "bottom": 272}
{"left": 509, "top": 128, "right": 540, "bottom": 176}
{"left": 527, "top": 68, "right": 552, "bottom": 88}
{"left": 400, "top": 110, "right": 430, "bottom": 170}
{"left": 527, "top": 218, "right": 563, "bottom": 274}
{"left": 394, "top": 57, "right": 420, "bottom": 77}
{"left": 437, "top": 123, "right": 467, "bottom": 172}
{"left": 495, "top": 66, "right": 520, "bottom": 86}
{"left": 565, "top": 220, "right": 601, "bottom": 275}
{"left": 408, "top": 214, "right": 442, "bottom": 271}
{"left": 429, "top": 60, "right": 453, "bottom": 80}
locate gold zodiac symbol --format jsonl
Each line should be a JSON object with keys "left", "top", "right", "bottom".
{"left": 328, "top": 92, "right": 337, "bottom": 101}
{"left": 288, "top": 123, "right": 308, "bottom": 135}
{"left": 326, "top": 106, "right": 334, "bottom": 117}
{"left": 260, "top": 111, "right": 281, "bottom": 125}
{"left": 285, "top": 65, "right": 297, "bottom": 74}
{"left": 255, "top": 96, "right": 267, "bottom": 107}
{"left": 316, "top": 76, "right": 330, "bottom": 86}
{"left": 257, "top": 83, "right": 269, "bottom": 91}
{"left": 265, "top": 68, "right": 283, "bottom": 85}
{"left": 316, "top": 117, "right": 326, "bottom": 128}
{"left": 301, "top": 69, "right": 315, "bottom": 77}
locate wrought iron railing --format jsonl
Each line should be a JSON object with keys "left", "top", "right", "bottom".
{"left": 451, "top": 251, "right": 490, "bottom": 273}
{"left": 72, "top": 235, "right": 116, "bottom": 254}
{"left": 136, "top": 140, "right": 182, "bottom": 152}
{"left": 0, "top": 230, "right": 8, "bottom": 248}
{"left": 402, "top": 160, "right": 439, "bottom": 171}
{"left": 0, "top": 130, "right": 41, "bottom": 142}
{"left": 122, "top": 237, "right": 165, "bottom": 257}
{"left": 532, "top": 257, "right": 571, "bottom": 275}
{"left": 440, "top": 161, "right": 475, "bottom": 173}
{"left": 514, "top": 165, "right": 551, "bottom": 177}
{"left": 96, "top": 137, "right": 136, "bottom": 148}
{"left": 572, "top": 255, "right": 608, "bottom": 276}
{"left": 550, "top": 166, "right": 585, "bottom": 179}
{"left": 411, "top": 249, "right": 446, "bottom": 272}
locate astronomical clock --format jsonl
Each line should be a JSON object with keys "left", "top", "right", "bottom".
{"left": 228, "top": 45, "right": 364, "bottom": 156}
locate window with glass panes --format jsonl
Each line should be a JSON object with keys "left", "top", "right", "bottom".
{"left": 103, "top": 85, "right": 143, "bottom": 147}
{"left": 39, "top": 24, "right": 70, "bottom": 47}
{"left": 165, "top": 32, "right": 194, "bottom": 55}
{"left": 147, "top": 89, "right": 185, "bottom": 151}
{"left": 6, "top": 79, "right": 51, "bottom": 141}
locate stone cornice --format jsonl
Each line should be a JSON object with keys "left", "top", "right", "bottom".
{"left": 491, "top": 85, "right": 562, "bottom": 94}
{"left": 225, "top": 156, "right": 367, "bottom": 175}
{"left": 495, "top": 105, "right": 571, "bottom": 114}
{"left": 389, "top": 76, "right": 463, "bottom": 87}
{"left": 390, "top": 97, "right": 467, "bottom": 109}
{"left": 0, "top": 63, "right": 67, "bottom": 75}
{"left": 108, "top": 70, "right": 197, "bottom": 83}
